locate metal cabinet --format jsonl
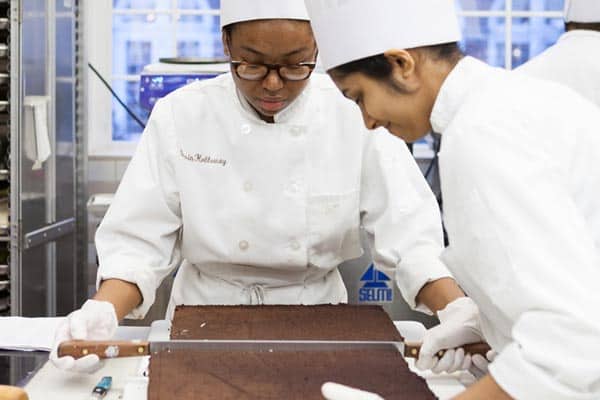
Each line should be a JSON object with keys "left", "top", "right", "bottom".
{"left": 8, "top": 0, "right": 86, "bottom": 317}
{"left": 0, "top": 0, "right": 11, "bottom": 317}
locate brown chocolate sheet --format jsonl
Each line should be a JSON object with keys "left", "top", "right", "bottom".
{"left": 148, "top": 305, "right": 437, "bottom": 400}
{"left": 148, "top": 347, "right": 437, "bottom": 400}
{"left": 170, "top": 305, "right": 404, "bottom": 341}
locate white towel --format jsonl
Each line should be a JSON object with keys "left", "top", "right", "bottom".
{"left": 23, "top": 96, "right": 52, "bottom": 171}
{"left": 0, "top": 317, "right": 65, "bottom": 351}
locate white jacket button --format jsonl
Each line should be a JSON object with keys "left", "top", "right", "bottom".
{"left": 241, "top": 124, "right": 252, "bottom": 135}
{"left": 239, "top": 240, "right": 249, "bottom": 251}
{"left": 287, "top": 180, "right": 304, "bottom": 194}
{"left": 243, "top": 181, "right": 253, "bottom": 192}
{"left": 290, "top": 126, "right": 304, "bottom": 137}
{"left": 290, "top": 240, "right": 301, "bottom": 251}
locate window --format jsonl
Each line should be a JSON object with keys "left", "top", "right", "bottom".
{"left": 413, "top": 0, "right": 565, "bottom": 158}
{"left": 111, "top": 1, "right": 222, "bottom": 144}
{"left": 457, "top": 0, "right": 565, "bottom": 68}
{"left": 86, "top": 0, "right": 566, "bottom": 156}
{"left": 86, "top": 0, "right": 222, "bottom": 155}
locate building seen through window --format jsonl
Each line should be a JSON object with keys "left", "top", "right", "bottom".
{"left": 112, "top": 0, "right": 221, "bottom": 141}
{"left": 458, "top": 0, "right": 564, "bottom": 67}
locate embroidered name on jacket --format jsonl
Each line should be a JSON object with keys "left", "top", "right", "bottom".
{"left": 180, "top": 149, "right": 227, "bottom": 167}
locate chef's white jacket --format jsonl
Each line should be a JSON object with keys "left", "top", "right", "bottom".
{"left": 517, "top": 30, "right": 600, "bottom": 108}
{"left": 95, "top": 73, "right": 451, "bottom": 320}
{"left": 433, "top": 56, "right": 600, "bottom": 400}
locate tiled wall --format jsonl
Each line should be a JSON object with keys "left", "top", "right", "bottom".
{"left": 88, "top": 159, "right": 130, "bottom": 191}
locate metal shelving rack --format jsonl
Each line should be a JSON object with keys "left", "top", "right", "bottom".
{"left": 4, "top": 0, "right": 85, "bottom": 318}
{"left": 0, "top": 0, "right": 10, "bottom": 317}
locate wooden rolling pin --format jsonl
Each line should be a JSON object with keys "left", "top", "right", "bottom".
{"left": 0, "top": 386, "right": 28, "bottom": 400}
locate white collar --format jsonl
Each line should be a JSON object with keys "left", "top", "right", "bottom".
{"left": 559, "top": 29, "right": 600, "bottom": 42}
{"left": 233, "top": 77, "right": 312, "bottom": 125}
{"left": 430, "top": 56, "right": 491, "bottom": 134}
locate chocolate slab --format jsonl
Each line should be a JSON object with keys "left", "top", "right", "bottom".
{"left": 170, "top": 304, "right": 404, "bottom": 341}
{"left": 148, "top": 347, "right": 437, "bottom": 400}
{"left": 148, "top": 305, "right": 437, "bottom": 399}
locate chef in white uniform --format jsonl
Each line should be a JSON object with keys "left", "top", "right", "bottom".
{"left": 306, "top": 0, "right": 600, "bottom": 399}
{"left": 517, "top": 0, "right": 600, "bottom": 107}
{"left": 50, "top": 0, "right": 480, "bottom": 373}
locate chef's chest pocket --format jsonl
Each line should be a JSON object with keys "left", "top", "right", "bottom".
{"left": 307, "top": 191, "right": 362, "bottom": 267}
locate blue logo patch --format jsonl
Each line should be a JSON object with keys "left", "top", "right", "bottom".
{"left": 358, "top": 264, "right": 393, "bottom": 303}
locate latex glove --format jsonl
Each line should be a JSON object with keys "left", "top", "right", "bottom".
{"left": 50, "top": 300, "right": 118, "bottom": 373}
{"left": 415, "top": 297, "right": 485, "bottom": 374}
{"left": 469, "top": 349, "right": 497, "bottom": 379}
{"left": 322, "top": 382, "right": 384, "bottom": 400}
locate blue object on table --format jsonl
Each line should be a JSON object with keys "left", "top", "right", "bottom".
{"left": 92, "top": 376, "right": 112, "bottom": 398}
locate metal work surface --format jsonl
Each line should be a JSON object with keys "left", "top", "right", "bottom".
{"left": 0, "top": 350, "right": 48, "bottom": 387}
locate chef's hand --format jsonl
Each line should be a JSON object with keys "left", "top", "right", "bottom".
{"left": 469, "top": 349, "right": 497, "bottom": 379}
{"left": 415, "top": 297, "right": 485, "bottom": 374}
{"left": 50, "top": 300, "right": 118, "bottom": 373}
{"left": 321, "top": 382, "right": 384, "bottom": 400}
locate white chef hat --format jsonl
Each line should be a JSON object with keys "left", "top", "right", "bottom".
{"left": 220, "top": 0, "right": 310, "bottom": 30}
{"left": 564, "top": 0, "right": 600, "bottom": 23}
{"left": 305, "top": 0, "right": 461, "bottom": 70}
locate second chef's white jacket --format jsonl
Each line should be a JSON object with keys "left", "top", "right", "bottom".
{"left": 95, "top": 73, "right": 452, "bottom": 320}
{"left": 432, "top": 56, "right": 600, "bottom": 400}
{"left": 517, "top": 30, "right": 600, "bottom": 109}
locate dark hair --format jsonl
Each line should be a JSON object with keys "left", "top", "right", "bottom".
{"left": 332, "top": 42, "right": 464, "bottom": 80}
{"left": 333, "top": 54, "right": 393, "bottom": 80}
{"left": 223, "top": 19, "right": 312, "bottom": 44}
{"left": 223, "top": 24, "right": 235, "bottom": 39}
{"left": 566, "top": 22, "right": 600, "bottom": 32}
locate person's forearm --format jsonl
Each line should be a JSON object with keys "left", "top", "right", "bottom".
{"left": 93, "top": 279, "right": 143, "bottom": 321}
{"left": 454, "top": 375, "right": 513, "bottom": 400}
{"left": 416, "top": 277, "right": 465, "bottom": 313}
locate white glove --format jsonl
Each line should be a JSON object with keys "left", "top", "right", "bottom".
{"left": 321, "top": 382, "right": 384, "bottom": 400}
{"left": 50, "top": 300, "right": 118, "bottom": 373}
{"left": 415, "top": 297, "right": 485, "bottom": 374}
{"left": 469, "top": 349, "right": 497, "bottom": 379}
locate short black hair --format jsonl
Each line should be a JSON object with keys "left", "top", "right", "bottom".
{"left": 223, "top": 24, "right": 235, "bottom": 37}
{"left": 223, "top": 19, "right": 312, "bottom": 43}
{"left": 332, "top": 42, "right": 464, "bottom": 80}
{"left": 566, "top": 22, "right": 600, "bottom": 32}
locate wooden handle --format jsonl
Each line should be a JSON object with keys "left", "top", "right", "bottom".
{"left": 0, "top": 386, "right": 28, "bottom": 400}
{"left": 57, "top": 340, "right": 150, "bottom": 359}
{"left": 404, "top": 342, "right": 491, "bottom": 359}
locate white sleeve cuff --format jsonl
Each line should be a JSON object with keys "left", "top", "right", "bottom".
{"left": 490, "top": 342, "right": 592, "bottom": 400}
{"left": 394, "top": 250, "right": 453, "bottom": 314}
{"left": 96, "top": 266, "right": 159, "bottom": 320}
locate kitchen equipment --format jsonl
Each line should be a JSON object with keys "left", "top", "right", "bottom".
{"left": 91, "top": 376, "right": 112, "bottom": 399}
{"left": 0, "top": 297, "right": 8, "bottom": 313}
{"left": 139, "top": 58, "right": 229, "bottom": 111}
{"left": 58, "top": 339, "right": 491, "bottom": 360}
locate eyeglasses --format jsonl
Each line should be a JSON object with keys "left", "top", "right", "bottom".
{"left": 230, "top": 60, "right": 317, "bottom": 82}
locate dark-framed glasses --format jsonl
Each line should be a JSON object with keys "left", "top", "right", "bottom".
{"left": 230, "top": 60, "right": 317, "bottom": 81}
